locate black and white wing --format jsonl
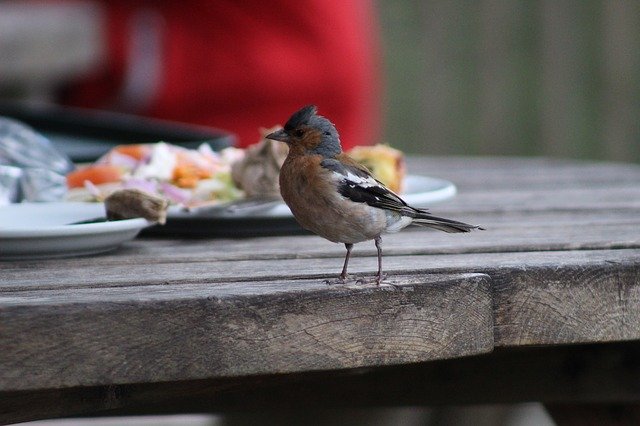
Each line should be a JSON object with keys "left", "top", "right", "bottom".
{"left": 321, "top": 157, "right": 482, "bottom": 233}
{"left": 321, "top": 158, "right": 417, "bottom": 216}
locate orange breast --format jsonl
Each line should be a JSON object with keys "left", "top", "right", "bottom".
{"left": 279, "top": 155, "right": 387, "bottom": 244}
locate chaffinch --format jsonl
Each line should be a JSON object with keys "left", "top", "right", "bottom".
{"left": 266, "top": 105, "right": 482, "bottom": 285}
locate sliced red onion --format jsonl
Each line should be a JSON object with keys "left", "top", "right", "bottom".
{"left": 123, "top": 178, "right": 158, "bottom": 194}
{"left": 107, "top": 151, "right": 139, "bottom": 169}
{"left": 83, "top": 180, "right": 102, "bottom": 198}
{"left": 159, "top": 181, "right": 192, "bottom": 204}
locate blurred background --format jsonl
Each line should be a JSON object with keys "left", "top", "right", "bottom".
{"left": 1, "top": 0, "right": 638, "bottom": 162}
{"left": 378, "top": 0, "right": 640, "bottom": 162}
{"left": 1, "top": 1, "right": 638, "bottom": 425}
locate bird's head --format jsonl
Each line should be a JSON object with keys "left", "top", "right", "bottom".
{"left": 265, "top": 105, "right": 342, "bottom": 157}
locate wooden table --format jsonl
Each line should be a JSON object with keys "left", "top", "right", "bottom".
{"left": 2, "top": 156, "right": 640, "bottom": 425}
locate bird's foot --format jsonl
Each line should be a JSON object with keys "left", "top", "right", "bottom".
{"left": 324, "top": 274, "right": 392, "bottom": 287}
{"left": 355, "top": 273, "right": 388, "bottom": 286}
{"left": 323, "top": 275, "right": 352, "bottom": 285}
{"left": 376, "top": 273, "right": 388, "bottom": 286}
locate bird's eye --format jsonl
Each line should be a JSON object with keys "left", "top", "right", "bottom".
{"left": 324, "top": 131, "right": 331, "bottom": 136}
{"left": 295, "top": 129, "right": 305, "bottom": 137}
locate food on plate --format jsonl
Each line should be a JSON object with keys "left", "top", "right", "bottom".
{"left": 111, "top": 144, "right": 152, "bottom": 161}
{"left": 231, "top": 126, "right": 289, "bottom": 198}
{"left": 66, "top": 164, "right": 124, "bottom": 188}
{"left": 64, "top": 138, "right": 407, "bottom": 213}
{"left": 105, "top": 188, "right": 169, "bottom": 224}
{"left": 66, "top": 142, "right": 244, "bottom": 208}
{"left": 347, "top": 144, "right": 406, "bottom": 193}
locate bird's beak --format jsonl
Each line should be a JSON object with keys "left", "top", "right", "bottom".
{"left": 265, "top": 129, "right": 290, "bottom": 144}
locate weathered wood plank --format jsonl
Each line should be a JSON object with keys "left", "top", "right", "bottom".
{"left": 432, "top": 187, "right": 640, "bottom": 214}
{"left": 3, "top": 250, "right": 640, "bottom": 350}
{"left": 0, "top": 273, "right": 493, "bottom": 392}
{"left": 0, "top": 156, "right": 638, "bottom": 423}
{"left": 405, "top": 157, "right": 640, "bottom": 191}
{"left": 2, "top": 248, "right": 638, "bottom": 292}
{"left": 1, "top": 217, "right": 638, "bottom": 271}
{"left": 4, "top": 341, "right": 640, "bottom": 425}
{"left": 492, "top": 261, "right": 640, "bottom": 347}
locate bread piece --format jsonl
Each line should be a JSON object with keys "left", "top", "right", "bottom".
{"left": 348, "top": 144, "right": 406, "bottom": 193}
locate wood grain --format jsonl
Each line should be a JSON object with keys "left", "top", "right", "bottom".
{"left": 492, "top": 261, "right": 640, "bottom": 346}
{"left": 1, "top": 156, "right": 640, "bottom": 422}
{"left": 405, "top": 157, "right": 640, "bottom": 191}
{"left": 4, "top": 341, "right": 640, "bottom": 425}
{"left": 0, "top": 273, "right": 493, "bottom": 392}
{"left": 2, "top": 214, "right": 638, "bottom": 274}
{"left": 2, "top": 249, "right": 638, "bottom": 292}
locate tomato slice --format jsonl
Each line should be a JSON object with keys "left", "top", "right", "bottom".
{"left": 66, "top": 165, "right": 124, "bottom": 188}
{"left": 113, "top": 144, "right": 151, "bottom": 161}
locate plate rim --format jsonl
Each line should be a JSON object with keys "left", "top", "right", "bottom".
{"left": 170, "top": 174, "right": 457, "bottom": 219}
{"left": 0, "top": 201, "right": 150, "bottom": 238}
{"left": 0, "top": 217, "right": 150, "bottom": 238}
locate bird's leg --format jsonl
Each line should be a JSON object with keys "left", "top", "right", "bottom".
{"left": 374, "top": 236, "right": 384, "bottom": 285}
{"left": 339, "top": 243, "right": 354, "bottom": 282}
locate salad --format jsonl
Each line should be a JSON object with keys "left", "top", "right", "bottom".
{"left": 65, "top": 138, "right": 405, "bottom": 212}
{"left": 66, "top": 142, "right": 245, "bottom": 208}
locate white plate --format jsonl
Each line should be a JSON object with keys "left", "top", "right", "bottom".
{"left": 0, "top": 202, "right": 150, "bottom": 260}
{"left": 158, "top": 175, "right": 457, "bottom": 237}
{"left": 0, "top": 175, "right": 457, "bottom": 248}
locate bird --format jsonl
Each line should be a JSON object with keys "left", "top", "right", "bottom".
{"left": 266, "top": 105, "right": 482, "bottom": 285}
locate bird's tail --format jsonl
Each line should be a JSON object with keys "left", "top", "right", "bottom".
{"left": 410, "top": 210, "right": 484, "bottom": 233}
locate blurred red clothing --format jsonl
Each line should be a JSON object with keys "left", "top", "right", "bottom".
{"left": 61, "top": 0, "right": 381, "bottom": 149}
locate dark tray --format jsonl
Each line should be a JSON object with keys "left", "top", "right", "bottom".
{"left": 144, "top": 213, "right": 308, "bottom": 238}
{"left": 0, "top": 101, "right": 235, "bottom": 162}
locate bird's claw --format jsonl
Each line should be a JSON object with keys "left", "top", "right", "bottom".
{"left": 323, "top": 275, "right": 350, "bottom": 285}
{"left": 324, "top": 274, "right": 389, "bottom": 286}
{"left": 354, "top": 273, "right": 387, "bottom": 286}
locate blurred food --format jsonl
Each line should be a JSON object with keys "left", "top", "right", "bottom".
{"left": 64, "top": 135, "right": 406, "bottom": 213}
{"left": 66, "top": 142, "right": 244, "bottom": 208}
{"left": 347, "top": 144, "right": 406, "bottom": 193}
{"left": 231, "top": 127, "right": 289, "bottom": 198}
{"left": 105, "top": 188, "right": 168, "bottom": 224}
{"left": 0, "top": 116, "right": 73, "bottom": 204}
{"left": 67, "top": 164, "right": 124, "bottom": 188}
